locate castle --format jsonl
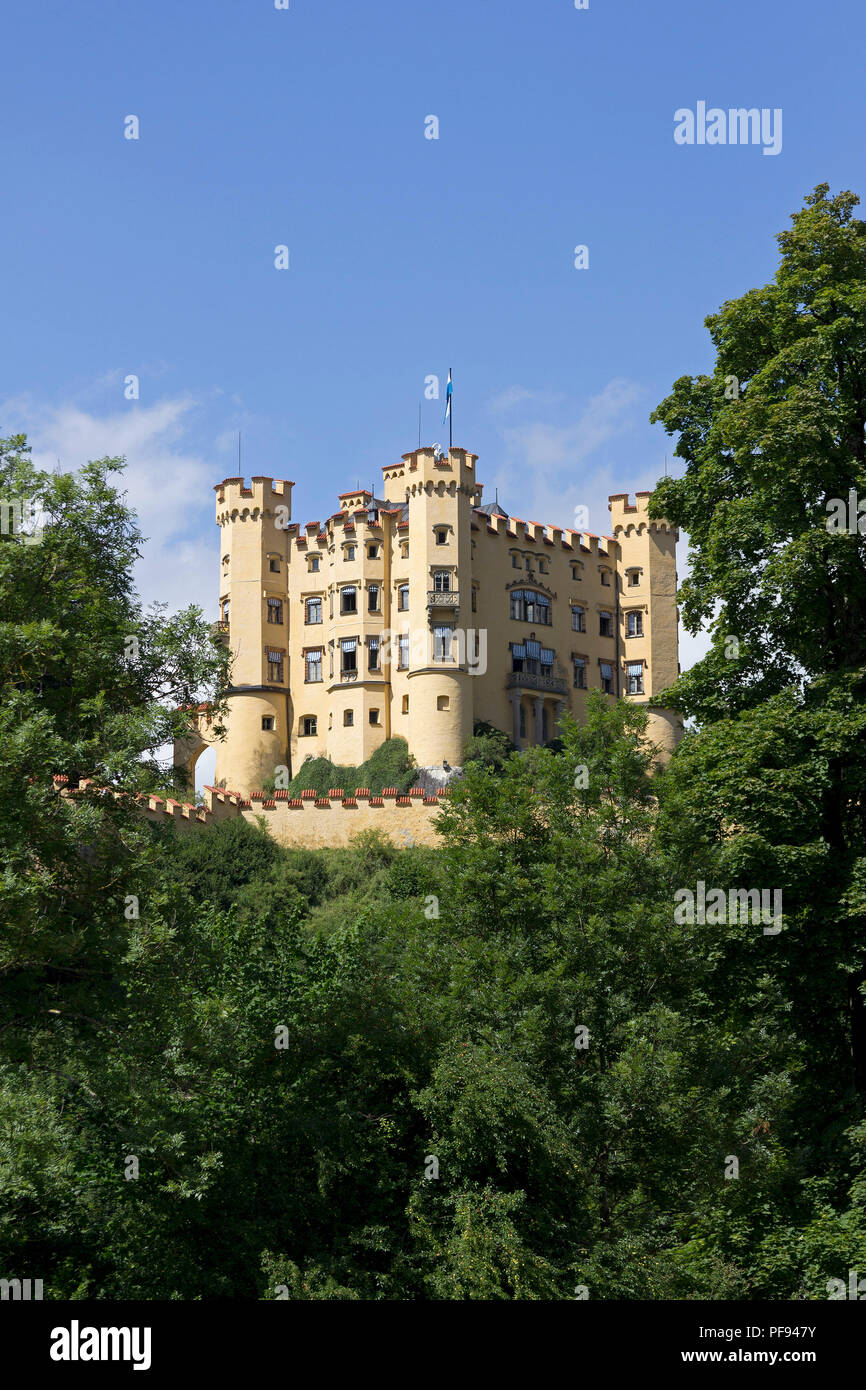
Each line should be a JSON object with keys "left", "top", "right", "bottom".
{"left": 176, "top": 445, "right": 681, "bottom": 799}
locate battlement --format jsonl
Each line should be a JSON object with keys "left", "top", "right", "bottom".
{"left": 214, "top": 475, "right": 294, "bottom": 523}
{"left": 203, "top": 785, "right": 445, "bottom": 847}
{"left": 53, "top": 775, "right": 237, "bottom": 832}
{"left": 476, "top": 509, "right": 614, "bottom": 555}
{"left": 381, "top": 446, "right": 478, "bottom": 503}
{"left": 338, "top": 488, "right": 373, "bottom": 510}
{"left": 608, "top": 491, "right": 676, "bottom": 539}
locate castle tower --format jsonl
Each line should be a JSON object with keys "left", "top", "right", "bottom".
{"left": 213, "top": 475, "right": 294, "bottom": 794}
{"left": 381, "top": 446, "right": 476, "bottom": 768}
{"left": 608, "top": 491, "right": 683, "bottom": 757}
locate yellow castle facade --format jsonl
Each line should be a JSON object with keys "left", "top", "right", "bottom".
{"left": 179, "top": 446, "right": 681, "bottom": 798}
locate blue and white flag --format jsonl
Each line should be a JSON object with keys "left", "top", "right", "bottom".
{"left": 443, "top": 369, "right": 452, "bottom": 424}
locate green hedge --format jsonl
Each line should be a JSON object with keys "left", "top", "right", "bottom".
{"left": 275, "top": 736, "right": 417, "bottom": 798}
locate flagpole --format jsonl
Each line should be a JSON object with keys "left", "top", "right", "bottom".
{"left": 449, "top": 366, "right": 452, "bottom": 450}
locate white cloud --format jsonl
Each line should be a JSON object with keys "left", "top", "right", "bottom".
{"left": 484, "top": 378, "right": 713, "bottom": 673}
{"left": 484, "top": 377, "right": 648, "bottom": 536}
{"left": 5, "top": 394, "right": 218, "bottom": 616}
{"left": 486, "top": 384, "right": 565, "bottom": 415}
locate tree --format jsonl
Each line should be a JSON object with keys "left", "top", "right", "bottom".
{"left": 649, "top": 188, "right": 866, "bottom": 1094}
{"left": 650, "top": 184, "right": 866, "bottom": 720}
{"left": 462, "top": 720, "right": 515, "bottom": 775}
{"left": 650, "top": 187, "right": 866, "bottom": 1095}
{"left": 0, "top": 436, "right": 229, "bottom": 1290}
{"left": 406, "top": 697, "right": 791, "bottom": 1297}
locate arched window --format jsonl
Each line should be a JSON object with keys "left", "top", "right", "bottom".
{"left": 509, "top": 590, "right": 551, "bottom": 625}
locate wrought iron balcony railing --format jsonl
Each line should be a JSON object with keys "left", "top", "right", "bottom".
{"left": 506, "top": 671, "right": 568, "bottom": 696}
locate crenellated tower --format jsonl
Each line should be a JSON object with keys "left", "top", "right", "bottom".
{"left": 382, "top": 446, "right": 477, "bottom": 767}
{"left": 608, "top": 491, "right": 682, "bottom": 757}
{"left": 212, "top": 475, "right": 294, "bottom": 793}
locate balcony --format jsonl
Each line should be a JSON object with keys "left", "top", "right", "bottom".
{"left": 506, "top": 671, "right": 568, "bottom": 696}
{"left": 427, "top": 590, "right": 460, "bottom": 608}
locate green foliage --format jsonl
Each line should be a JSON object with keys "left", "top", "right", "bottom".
{"left": 462, "top": 720, "right": 515, "bottom": 775}
{"left": 650, "top": 184, "right": 866, "bottom": 721}
{"left": 3, "top": 183, "right": 866, "bottom": 1305}
{"left": 284, "top": 737, "right": 416, "bottom": 798}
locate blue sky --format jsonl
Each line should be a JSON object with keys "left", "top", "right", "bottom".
{"left": 2, "top": 0, "right": 863, "bottom": 675}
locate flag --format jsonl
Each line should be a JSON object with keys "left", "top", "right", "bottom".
{"left": 442, "top": 369, "right": 452, "bottom": 425}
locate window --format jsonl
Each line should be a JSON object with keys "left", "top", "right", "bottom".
{"left": 305, "top": 649, "right": 322, "bottom": 683}
{"left": 571, "top": 605, "right": 585, "bottom": 632}
{"left": 600, "top": 568, "right": 611, "bottom": 586}
{"left": 402, "top": 694, "right": 409, "bottom": 714}
{"left": 261, "top": 716, "right": 274, "bottom": 731}
{"left": 345, "top": 545, "right": 356, "bottom": 561}
{"left": 437, "top": 695, "right": 450, "bottom": 711}
{"left": 600, "top": 661, "right": 614, "bottom": 694}
{"left": 222, "top": 554, "right": 230, "bottom": 568}
{"left": 627, "top": 662, "right": 644, "bottom": 695}
{"left": 398, "top": 584, "right": 409, "bottom": 611}
{"left": 400, "top": 541, "right": 409, "bottom": 559}
{"left": 433, "top": 626, "right": 453, "bottom": 661}
{"left": 343, "top": 709, "right": 354, "bottom": 727}
{"left": 511, "top": 640, "right": 555, "bottom": 676}
{"left": 305, "top": 597, "right": 322, "bottom": 624}
{"left": 368, "top": 636, "right": 380, "bottom": 671}
{"left": 433, "top": 570, "right": 451, "bottom": 592}
{"left": 266, "top": 649, "right": 284, "bottom": 683}
{"left": 267, "top": 597, "right": 283, "bottom": 625}
{"left": 301, "top": 715, "right": 317, "bottom": 737}
{"left": 368, "top": 544, "right": 379, "bottom": 559}
{"left": 368, "top": 584, "right": 380, "bottom": 612}
{"left": 511, "top": 553, "right": 521, "bottom": 569}
{"left": 398, "top": 634, "right": 409, "bottom": 669}
{"left": 528, "top": 593, "right": 551, "bottom": 625}
{"left": 471, "top": 587, "right": 477, "bottom": 612}
{"left": 308, "top": 554, "right": 320, "bottom": 572}
{"left": 341, "top": 638, "right": 357, "bottom": 677}
{"left": 269, "top": 557, "right": 280, "bottom": 574}
{"left": 626, "top": 611, "right": 643, "bottom": 637}
{"left": 435, "top": 527, "right": 448, "bottom": 546}
{"left": 599, "top": 611, "right": 613, "bottom": 637}
{"left": 519, "top": 705, "right": 526, "bottom": 739}
{"left": 340, "top": 586, "right": 357, "bottom": 614}
{"left": 573, "top": 657, "right": 586, "bottom": 689}
{"left": 510, "top": 590, "right": 551, "bottom": 625}
{"left": 369, "top": 708, "right": 380, "bottom": 725}
{"left": 538, "top": 559, "right": 547, "bottom": 574}
{"left": 220, "top": 599, "right": 230, "bottom": 622}
{"left": 571, "top": 564, "right": 582, "bottom": 581}
{"left": 628, "top": 569, "right": 641, "bottom": 587}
